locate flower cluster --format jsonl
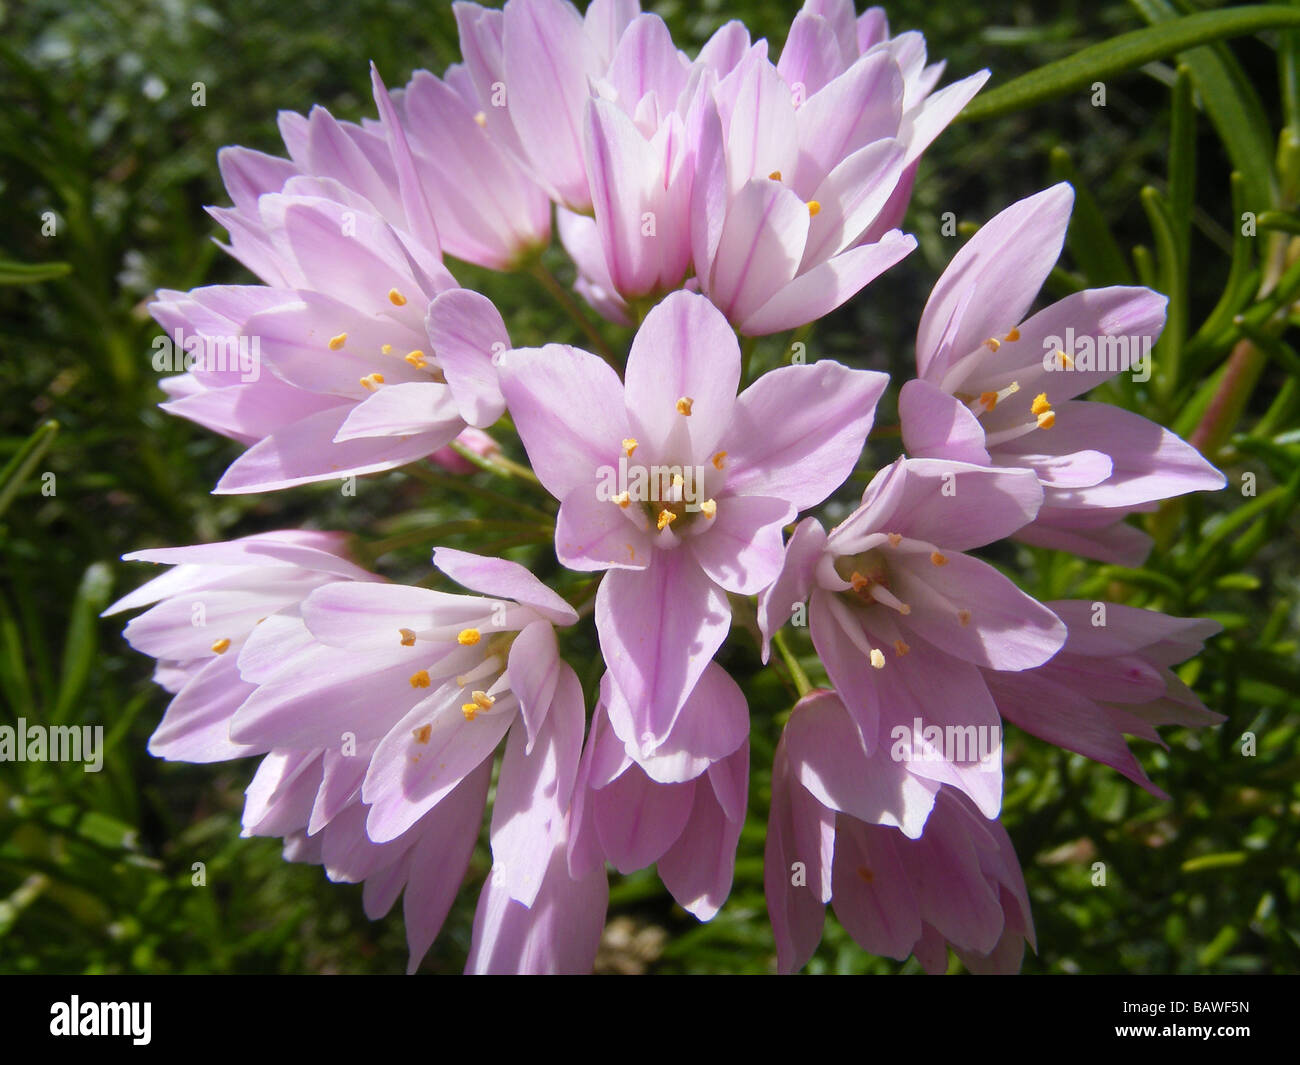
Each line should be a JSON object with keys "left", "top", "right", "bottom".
{"left": 112, "top": 0, "right": 1226, "bottom": 974}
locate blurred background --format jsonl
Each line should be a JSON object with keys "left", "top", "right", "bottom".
{"left": 1, "top": 0, "right": 1297, "bottom": 974}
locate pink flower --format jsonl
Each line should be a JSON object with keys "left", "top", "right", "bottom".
{"left": 766, "top": 690, "right": 1034, "bottom": 974}
{"left": 455, "top": 0, "right": 646, "bottom": 212}
{"left": 758, "top": 457, "right": 1068, "bottom": 817}
{"left": 154, "top": 70, "right": 514, "bottom": 493}
{"left": 564, "top": 668, "right": 750, "bottom": 921}
{"left": 898, "top": 184, "right": 1225, "bottom": 562}
{"left": 983, "top": 601, "right": 1225, "bottom": 798}
{"left": 111, "top": 540, "right": 605, "bottom": 972}
{"left": 499, "top": 290, "right": 887, "bottom": 758}
{"left": 101, "top": 530, "right": 378, "bottom": 762}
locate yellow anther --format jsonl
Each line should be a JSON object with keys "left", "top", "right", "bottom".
{"left": 711, "top": 451, "right": 727, "bottom": 470}
{"left": 893, "top": 638, "right": 911, "bottom": 657}
{"left": 473, "top": 111, "right": 487, "bottom": 128}
{"left": 768, "top": 170, "right": 782, "bottom": 181}
{"left": 1031, "top": 392, "right": 1051, "bottom": 416}
{"left": 611, "top": 490, "right": 631, "bottom": 509}
{"left": 672, "top": 473, "right": 685, "bottom": 488}
{"left": 675, "top": 396, "right": 694, "bottom": 416}
{"left": 412, "top": 723, "right": 432, "bottom": 744}
{"left": 457, "top": 628, "right": 481, "bottom": 646}
{"left": 979, "top": 391, "right": 999, "bottom": 411}
{"left": 1057, "top": 350, "right": 1075, "bottom": 369}
{"left": 623, "top": 438, "right": 638, "bottom": 458}
{"left": 462, "top": 703, "right": 480, "bottom": 721}
{"left": 983, "top": 337, "right": 1001, "bottom": 352}
{"left": 930, "top": 551, "right": 948, "bottom": 567}
{"left": 409, "top": 670, "right": 431, "bottom": 689}
{"left": 328, "top": 333, "right": 348, "bottom": 350}
{"left": 388, "top": 288, "right": 407, "bottom": 306}
{"left": 898, "top": 602, "right": 911, "bottom": 615}
{"left": 381, "top": 343, "right": 393, "bottom": 355}
{"left": 360, "top": 372, "right": 385, "bottom": 391}
{"left": 807, "top": 200, "right": 821, "bottom": 217}
{"left": 700, "top": 498, "right": 717, "bottom": 519}
{"left": 210, "top": 638, "right": 231, "bottom": 654}
{"left": 1036, "top": 410, "right": 1056, "bottom": 430}
{"left": 887, "top": 533, "right": 902, "bottom": 547}
{"left": 1005, "top": 327, "right": 1021, "bottom": 342}
{"left": 470, "top": 690, "right": 495, "bottom": 710}
{"left": 958, "top": 609, "right": 971, "bottom": 626}
{"left": 399, "top": 628, "right": 417, "bottom": 647}
{"left": 850, "top": 571, "right": 871, "bottom": 592}
{"left": 869, "top": 648, "right": 886, "bottom": 669}
{"left": 405, "top": 350, "right": 428, "bottom": 369}
{"left": 656, "top": 509, "right": 677, "bottom": 531}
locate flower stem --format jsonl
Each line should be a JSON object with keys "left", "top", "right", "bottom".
{"left": 404, "top": 463, "right": 554, "bottom": 521}
{"left": 529, "top": 260, "right": 619, "bottom": 368}
{"left": 772, "top": 629, "right": 813, "bottom": 698}
{"left": 449, "top": 441, "right": 544, "bottom": 489}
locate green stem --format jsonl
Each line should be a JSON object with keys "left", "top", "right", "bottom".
{"left": 772, "top": 629, "right": 813, "bottom": 698}
{"left": 448, "top": 441, "right": 545, "bottom": 490}
{"left": 360, "top": 519, "right": 554, "bottom": 563}
{"left": 529, "top": 260, "right": 619, "bottom": 368}
{"left": 404, "top": 463, "right": 554, "bottom": 521}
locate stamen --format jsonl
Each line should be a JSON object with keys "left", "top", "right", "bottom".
{"left": 1056, "top": 350, "right": 1074, "bottom": 369}
{"left": 405, "top": 350, "right": 428, "bottom": 369}
{"left": 455, "top": 654, "right": 503, "bottom": 688}
{"left": 930, "top": 551, "right": 948, "bottom": 567}
{"left": 893, "top": 638, "right": 911, "bottom": 657}
{"left": 675, "top": 396, "right": 694, "bottom": 416}
{"left": 869, "top": 648, "right": 886, "bottom": 669}
{"left": 983, "top": 337, "right": 1001, "bottom": 352}
{"left": 409, "top": 670, "right": 431, "bottom": 688}
{"left": 470, "top": 690, "right": 495, "bottom": 710}
{"left": 850, "top": 571, "right": 871, "bottom": 592}
{"left": 870, "top": 584, "right": 911, "bottom": 615}
{"left": 328, "top": 333, "right": 347, "bottom": 350}
{"left": 473, "top": 111, "right": 487, "bottom": 128}
{"left": 381, "top": 344, "right": 393, "bottom": 355}
{"left": 1030, "top": 392, "right": 1051, "bottom": 416}
{"left": 711, "top": 451, "right": 727, "bottom": 470}
{"left": 457, "top": 628, "right": 481, "bottom": 646}
{"left": 211, "top": 638, "right": 231, "bottom": 654}
{"left": 768, "top": 170, "right": 782, "bottom": 181}
{"left": 1036, "top": 410, "right": 1056, "bottom": 430}
{"left": 412, "top": 723, "right": 432, "bottom": 744}
{"left": 1004, "top": 327, "right": 1021, "bottom": 342}
{"left": 623, "top": 438, "right": 638, "bottom": 458}
{"left": 807, "top": 200, "right": 821, "bottom": 217}
{"left": 388, "top": 288, "right": 407, "bottom": 306}
{"left": 656, "top": 509, "right": 677, "bottom": 531}
{"left": 462, "top": 703, "right": 480, "bottom": 721}
{"left": 979, "top": 391, "right": 999, "bottom": 411}
{"left": 399, "top": 628, "right": 416, "bottom": 646}
{"left": 887, "top": 533, "right": 902, "bottom": 547}
{"left": 699, "top": 499, "right": 717, "bottom": 519}
{"left": 360, "top": 372, "right": 385, "bottom": 390}
{"left": 611, "top": 490, "right": 631, "bottom": 509}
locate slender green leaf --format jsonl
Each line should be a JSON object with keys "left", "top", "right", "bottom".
{"left": 959, "top": 5, "right": 1300, "bottom": 127}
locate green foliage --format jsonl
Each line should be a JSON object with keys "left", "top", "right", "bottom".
{"left": 0, "top": 0, "right": 1296, "bottom": 975}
